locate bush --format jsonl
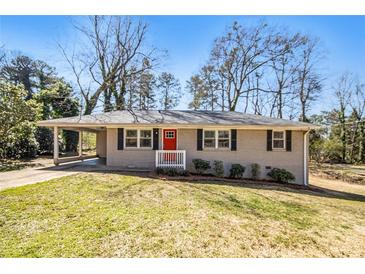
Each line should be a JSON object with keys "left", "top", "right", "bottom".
{"left": 155, "top": 167, "right": 190, "bottom": 177}
{"left": 213, "top": 160, "right": 224, "bottom": 177}
{"left": 251, "top": 163, "right": 261, "bottom": 180}
{"left": 229, "top": 164, "right": 245, "bottom": 179}
{"left": 267, "top": 168, "right": 295, "bottom": 183}
{"left": 192, "top": 159, "right": 211, "bottom": 174}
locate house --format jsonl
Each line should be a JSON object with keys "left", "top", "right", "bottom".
{"left": 37, "top": 110, "right": 318, "bottom": 185}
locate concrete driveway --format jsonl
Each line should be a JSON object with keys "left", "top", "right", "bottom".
{"left": 0, "top": 158, "right": 103, "bottom": 191}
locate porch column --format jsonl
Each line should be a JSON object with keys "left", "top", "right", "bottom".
{"left": 53, "top": 126, "right": 59, "bottom": 165}
{"left": 78, "top": 130, "right": 83, "bottom": 159}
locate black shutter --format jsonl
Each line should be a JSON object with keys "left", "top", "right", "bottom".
{"left": 267, "top": 130, "right": 272, "bottom": 151}
{"left": 153, "top": 128, "right": 159, "bottom": 150}
{"left": 117, "top": 128, "right": 124, "bottom": 150}
{"left": 286, "top": 130, "right": 292, "bottom": 151}
{"left": 197, "top": 129, "right": 203, "bottom": 151}
{"left": 231, "top": 129, "right": 237, "bottom": 151}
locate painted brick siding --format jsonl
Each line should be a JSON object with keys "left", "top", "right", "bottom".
{"left": 106, "top": 128, "right": 305, "bottom": 184}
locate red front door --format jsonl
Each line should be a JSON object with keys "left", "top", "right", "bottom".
{"left": 163, "top": 129, "right": 177, "bottom": 150}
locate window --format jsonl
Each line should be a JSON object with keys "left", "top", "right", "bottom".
{"left": 140, "top": 130, "right": 152, "bottom": 148}
{"left": 125, "top": 129, "right": 138, "bottom": 148}
{"left": 203, "top": 130, "right": 230, "bottom": 149}
{"left": 125, "top": 129, "right": 152, "bottom": 148}
{"left": 204, "top": 130, "right": 216, "bottom": 148}
{"left": 218, "top": 130, "right": 230, "bottom": 148}
{"left": 165, "top": 131, "right": 175, "bottom": 139}
{"left": 272, "top": 130, "right": 285, "bottom": 149}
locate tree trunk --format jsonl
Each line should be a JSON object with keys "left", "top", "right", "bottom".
{"left": 358, "top": 121, "right": 364, "bottom": 163}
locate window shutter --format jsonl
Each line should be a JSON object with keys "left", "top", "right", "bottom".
{"left": 153, "top": 128, "right": 159, "bottom": 150}
{"left": 197, "top": 129, "right": 203, "bottom": 151}
{"left": 286, "top": 130, "right": 292, "bottom": 151}
{"left": 117, "top": 128, "right": 124, "bottom": 150}
{"left": 231, "top": 129, "right": 237, "bottom": 151}
{"left": 267, "top": 130, "right": 272, "bottom": 151}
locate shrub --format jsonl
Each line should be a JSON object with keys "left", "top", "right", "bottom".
{"left": 251, "top": 163, "right": 261, "bottom": 180}
{"left": 179, "top": 169, "right": 190, "bottom": 176}
{"left": 165, "top": 168, "right": 178, "bottom": 177}
{"left": 267, "top": 168, "right": 295, "bottom": 183}
{"left": 229, "top": 164, "right": 245, "bottom": 179}
{"left": 192, "top": 159, "right": 211, "bottom": 174}
{"left": 156, "top": 167, "right": 165, "bottom": 175}
{"left": 155, "top": 167, "right": 190, "bottom": 177}
{"left": 213, "top": 160, "right": 224, "bottom": 177}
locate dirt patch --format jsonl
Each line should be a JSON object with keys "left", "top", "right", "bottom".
{"left": 310, "top": 163, "right": 365, "bottom": 185}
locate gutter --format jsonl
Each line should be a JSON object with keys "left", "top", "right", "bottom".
{"left": 303, "top": 130, "right": 310, "bottom": 187}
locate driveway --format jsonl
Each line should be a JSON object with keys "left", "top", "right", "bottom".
{"left": 0, "top": 158, "right": 103, "bottom": 191}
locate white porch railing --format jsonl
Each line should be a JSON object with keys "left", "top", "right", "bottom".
{"left": 155, "top": 150, "right": 186, "bottom": 169}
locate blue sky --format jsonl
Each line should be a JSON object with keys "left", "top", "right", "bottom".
{"left": 1, "top": 16, "right": 364, "bottom": 114}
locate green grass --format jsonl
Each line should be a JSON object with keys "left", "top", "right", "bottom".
{"left": 0, "top": 173, "right": 365, "bottom": 257}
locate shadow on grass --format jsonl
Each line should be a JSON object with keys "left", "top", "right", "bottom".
{"left": 40, "top": 159, "right": 365, "bottom": 203}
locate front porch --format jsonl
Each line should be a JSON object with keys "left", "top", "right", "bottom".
{"left": 155, "top": 150, "right": 186, "bottom": 169}
{"left": 52, "top": 126, "right": 187, "bottom": 170}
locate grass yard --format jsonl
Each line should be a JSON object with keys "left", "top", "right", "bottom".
{"left": 0, "top": 173, "right": 365, "bottom": 258}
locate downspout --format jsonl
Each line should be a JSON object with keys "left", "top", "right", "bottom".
{"left": 303, "top": 129, "right": 310, "bottom": 187}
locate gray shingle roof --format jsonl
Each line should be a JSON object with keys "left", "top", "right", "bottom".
{"left": 38, "top": 110, "right": 317, "bottom": 129}
{"left": 38, "top": 110, "right": 315, "bottom": 128}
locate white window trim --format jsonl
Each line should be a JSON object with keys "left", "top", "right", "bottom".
{"left": 272, "top": 130, "right": 286, "bottom": 151}
{"left": 203, "top": 129, "right": 231, "bottom": 150}
{"left": 124, "top": 128, "right": 153, "bottom": 149}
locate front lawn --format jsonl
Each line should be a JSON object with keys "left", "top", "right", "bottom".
{"left": 0, "top": 173, "right": 364, "bottom": 257}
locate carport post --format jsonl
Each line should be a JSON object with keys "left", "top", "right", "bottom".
{"left": 78, "top": 130, "right": 83, "bottom": 159}
{"left": 53, "top": 126, "right": 59, "bottom": 165}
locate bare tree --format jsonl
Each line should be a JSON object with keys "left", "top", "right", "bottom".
{"left": 267, "top": 32, "right": 304, "bottom": 118}
{"left": 334, "top": 72, "right": 354, "bottom": 162}
{"left": 209, "top": 21, "right": 293, "bottom": 111}
{"left": 349, "top": 81, "right": 365, "bottom": 162}
{"left": 295, "top": 36, "right": 324, "bottom": 122}
{"left": 59, "top": 16, "right": 160, "bottom": 114}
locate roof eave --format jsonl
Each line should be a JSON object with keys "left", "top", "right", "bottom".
{"left": 37, "top": 121, "right": 319, "bottom": 130}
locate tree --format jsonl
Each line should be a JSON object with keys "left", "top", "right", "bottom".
{"left": 60, "top": 16, "right": 160, "bottom": 114}
{"left": 0, "top": 55, "right": 38, "bottom": 99}
{"left": 209, "top": 21, "right": 293, "bottom": 111}
{"left": 0, "top": 81, "right": 40, "bottom": 159}
{"left": 187, "top": 22, "right": 320, "bottom": 119}
{"left": 35, "top": 79, "right": 79, "bottom": 154}
{"left": 295, "top": 37, "right": 324, "bottom": 122}
{"left": 157, "top": 72, "right": 181, "bottom": 110}
{"left": 333, "top": 73, "right": 353, "bottom": 162}
{"left": 349, "top": 81, "right": 365, "bottom": 162}
{"left": 267, "top": 33, "right": 304, "bottom": 118}
{"left": 187, "top": 74, "right": 205, "bottom": 110}
{"left": 137, "top": 70, "right": 156, "bottom": 110}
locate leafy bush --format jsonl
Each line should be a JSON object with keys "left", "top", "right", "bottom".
{"left": 229, "top": 164, "right": 245, "bottom": 179}
{"left": 156, "top": 167, "right": 165, "bottom": 175}
{"left": 251, "top": 163, "right": 260, "bottom": 180}
{"left": 155, "top": 167, "right": 190, "bottom": 177}
{"left": 213, "top": 160, "right": 224, "bottom": 177}
{"left": 0, "top": 82, "right": 40, "bottom": 159}
{"left": 192, "top": 159, "right": 211, "bottom": 174}
{"left": 267, "top": 168, "right": 295, "bottom": 183}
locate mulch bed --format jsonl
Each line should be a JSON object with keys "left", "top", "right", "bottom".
{"left": 149, "top": 172, "right": 311, "bottom": 191}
